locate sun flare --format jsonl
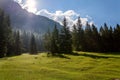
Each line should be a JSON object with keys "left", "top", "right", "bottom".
{"left": 26, "top": 0, "right": 37, "bottom": 13}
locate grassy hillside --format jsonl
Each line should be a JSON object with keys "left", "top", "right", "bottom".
{"left": 0, "top": 52, "right": 120, "bottom": 80}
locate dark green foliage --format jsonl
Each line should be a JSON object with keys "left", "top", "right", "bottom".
{"left": 14, "top": 31, "right": 22, "bottom": 55}
{"left": 43, "top": 28, "right": 51, "bottom": 52}
{"left": 83, "top": 24, "right": 101, "bottom": 52}
{"left": 91, "top": 24, "right": 101, "bottom": 52}
{"left": 44, "top": 18, "right": 72, "bottom": 54}
{"left": 72, "top": 24, "right": 78, "bottom": 50}
{"left": 99, "top": 23, "right": 113, "bottom": 52}
{"left": 72, "top": 17, "right": 84, "bottom": 51}
{"left": 21, "top": 31, "right": 30, "bottom": 52}
{"left": 20, "top": 30, "right": 43, "bottom": 53}
{"left": 44, "top": 17, "right": 120, "bottom": 54}
{"left": 30, "top": 34, "right": 37, "bottom": 54}
{"left": 100, "top": 23, "right": 110, "bottom": 52}
{"left": 71, "top": 20, "right": 120, "bottom": 52}
{"left": 72, "top": 17, "right": 85, "bottom": 51}
{"left": 77, "top": 17, "right": 85, "bottom": 51}
{"left": 0, "top": 10, "right": 7, "bottom": 57}
{"left": 6, "top": 16, "right": 15, "bottom": 56}
{"left": 84, "top": 22, "right": 93, "bottom": 51}
{"left": 113, "top": 24, "right": 120, "bottom": 52}
{"left": 50, "top": 24, "right": 59, "bottom": 54}
{"left": 59, "top": 17, "right": 72, "bottom": 53}
{"left": 35, "top": 34, "right": 43, "bottom": 52}
{"left": 0, "top": 10, "right": 14, "bottom": 57}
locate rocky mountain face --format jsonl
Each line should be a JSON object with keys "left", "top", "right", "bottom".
{"left": 0, "top": 0, "right": 61, "bottom": 33}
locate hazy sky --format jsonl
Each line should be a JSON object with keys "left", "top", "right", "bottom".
{"left": 15, "top": 0, "right": 120, "bottom": 27}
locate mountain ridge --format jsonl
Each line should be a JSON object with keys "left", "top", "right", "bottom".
{"left": 0, "top": 0, "right": 61, "bottom": 33}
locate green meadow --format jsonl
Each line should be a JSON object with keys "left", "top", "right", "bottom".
{"left": 0, "top": 52, "right": 120, "bottom": 80}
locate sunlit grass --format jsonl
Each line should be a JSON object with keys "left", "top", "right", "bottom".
{"left": 0, "top": 52, "right": 120, "bottom": 80}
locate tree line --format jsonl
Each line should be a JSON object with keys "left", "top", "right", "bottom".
{"left": 44, "top": 17, "right": 120, "bottom": 55}
{"left": 0, "top": 10, "right": 38, "bottom": 58}
{"left": 0, "top": 10, "right": 120, "bottom": 58}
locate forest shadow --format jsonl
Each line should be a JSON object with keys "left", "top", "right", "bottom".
{"left": 67, "top": 52, "right": 81, "bottom": 56}
{"left": 79, "top": 53, "right": 109, "bottom": 59}
{"left": 47, "top": 53, "right": 71, "bottom": 59}
{"left": 79, "top": 53, "right": 120, "bottom": 59}
{"left": 56, "top": 54, "right": 71, "bottom": 59}
{"left": 67, "top": 52, "right": 119, "bottom": 59}
{"left": 102, "top": 52, "right": 120, "bottom": 55}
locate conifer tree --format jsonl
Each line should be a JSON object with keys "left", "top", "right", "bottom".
{"left": 6, "top": 15, "right": 14, "bottom": 56}
{"left": 15, "top": 31, "right": 22, "bottom": 55}
{"left": 0, "top": 10, "right": 14, "bottom": 57}
{"left": 72, "top": 24, "right": 78, "bottom": 50}
{"left": 91, "top": 24, "right": 100, "bottom": 51}
{"left": 77, "top": 17, "right": 85, "bottom": 51}
{"left": 59, "top": 17, "right": 72, "bottom": 53}
{"left": 0, "top": 10, "right": 7, "bottom": 57}
{"left": 43, "top": 28, "right": 51, "bottom": 52}
{"left": 100, "top": 23, "right": 110, "bottom": 52}
{"left": 50, "top": 24, "right": 59, "bottom": 54}
{"left": 113, "top": 24, "right": 120, "bottom": 51}
{"left": 108, "top": 26, "right": 114, "bottom": 52}
{"left": 30, "top": 34, "right": 37, "bottom": 54}
{"left": 84, "top": 22, "right": 93, "bottom": 51}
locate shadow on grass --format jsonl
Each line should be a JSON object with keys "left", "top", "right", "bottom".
{"left": 56, "top": 54, "right": 71, "bottom": 59}
{"left": 102, "top": 52, "right": 120, "bottom": 55}
{"left": 1, "top": 54, "right": 22, "bottom": 58}
{"left": 67, "top": 52, "right": 119, "bottom": 59}
{"left": 47, "top": 53, "right": 71, "bottom": 59}
{"left": 67, "top": 52, "right": 81, "bottom": 56}
{"left": 79, "top": 53, "right": 109, "bottom": 59}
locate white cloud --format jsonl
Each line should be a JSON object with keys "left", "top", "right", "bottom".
{"left": 86, "top": 15, "right": 92, "bottom": 20}
{"left": 37, "top": 9, "right": 94, "bottom": 29}
{"left": 14, "top": 0, "right": 37, "bottom": 13}
{"left": 89, "top": 21, "right": 94, "bottom": 26}
{"left": 14, "top": 0, "right": 94, "bottom": 28}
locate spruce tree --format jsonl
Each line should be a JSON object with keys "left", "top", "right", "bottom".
{"left": 21, "top": 31, "right": 29, "bottom": 52}
{"left": 108, "top": 26, "right": 114, "bottom": 52}
{"left": 43, "top": 28, "right": 51, "bottom": 52}
{"left": 0, "top": 10, "right": 7, "bottom": 57}
{"left": 59, "top": 17, "right": 72, "bottom": 54}
{"left": 30, "top": 34, "right": 37, "bottom": 54}
{"left": 114, "top": 24, "right": 120, "bottom": 51}
{"left": 84, "top": 22, "right": 93, "bottom": 51}
{"left": 72, "top": 24, "right": 78, "bottom": 50}
{"left": 91, "top": 24, "right": 100, "bottom": 52}
{"left": 0, "top": 10, "right": 14, "bottom": 57}
{"left": 6, "top": 15, "right": 14, "bottom": 56}
{"left": 100, "top": 23, "right": 110, "bottom": 52}
{"left": 50, "top": 24, "right": 59, "bottom": 54}
{"left": 15, "top": 31, "right": 22, "bottom": 55}
{"left": 77, "top": 17, "right": 85, "bottom": 51}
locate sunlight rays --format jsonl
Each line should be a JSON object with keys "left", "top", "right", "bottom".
{"left": 25, "top": 0, "right": 37, "bottom": 13}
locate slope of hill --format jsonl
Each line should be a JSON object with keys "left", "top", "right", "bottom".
{"left": 0, "top": 52, "right": 120, "bottom": 80}
{"left": 0, "top": 0, "right": 61, "bottom": 33}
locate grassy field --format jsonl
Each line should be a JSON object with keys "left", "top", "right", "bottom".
{"left": 0, "top": 52, "right": 120, "bottom": 80}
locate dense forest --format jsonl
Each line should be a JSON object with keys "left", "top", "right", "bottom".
{"left": 0, "top": 10, "right": 120, "bottom": 58}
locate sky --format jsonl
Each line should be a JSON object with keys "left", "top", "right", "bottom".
{"left": 14, "top": 0, "right": 120, "bottom": 28}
